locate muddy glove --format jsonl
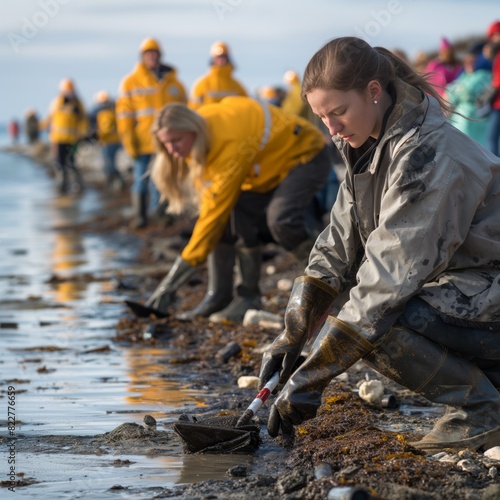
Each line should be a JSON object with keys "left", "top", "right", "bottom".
{"left": 267, "top": 316, "right": 374, "bottom": 437}
{"left": 145, "top": 256, "right": 196, "bottom": 313}
{"left": 259, "top": 275, "right": 338, "bottom": 392}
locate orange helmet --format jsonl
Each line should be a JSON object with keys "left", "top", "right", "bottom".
{"left": 259, "top": 86, "right": 279, "bottom": 101}
{"left": 94, "top": 90, "right": 110, "bottom": 103}
{"left": 59, "top": 78, "right": 74, "bottom": 93}
{"left": 210, "top": 41, "right": 229, "bottom": 57}
{"left": 284, "top": 70, "right": 300, "bottom": 84}
{"left": 140, "top": 37, "right": 161, "bottom": 53}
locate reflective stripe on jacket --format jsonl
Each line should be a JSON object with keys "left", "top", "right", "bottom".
{"left": 307, "top": 79, "right": 500, "bottom": 340}
{"left": 181, "top": 96, "right": 325, "bottom": 266}
{"left": 116, "top": 62, "right": 187, "bottom": 157}
{"left": 189, "top": 65, "right": 247, "bottom": 110}
{"left": 48, "top": 95, "right": 87, "bottom": 144}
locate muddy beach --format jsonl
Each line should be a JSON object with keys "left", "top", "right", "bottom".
{"left": 1, "top": 143, "right": 500, "bottom": 499}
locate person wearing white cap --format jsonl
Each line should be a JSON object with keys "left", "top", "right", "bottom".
{"left": 189, "top": 41, "right": 247, "bottom": 110}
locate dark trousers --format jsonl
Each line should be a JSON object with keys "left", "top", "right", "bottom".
{"left": 398, "top": 297, "right": 500, "bottom": 362}
{"left": 220, "top": 146, "right": 332, "bottom": 250}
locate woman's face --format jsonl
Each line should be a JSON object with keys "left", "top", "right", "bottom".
{"left": 307, "top": 86, "right": 381, "bottom": 147}
{"left": 156, "top": 128, "right": 196, "bottom": 159}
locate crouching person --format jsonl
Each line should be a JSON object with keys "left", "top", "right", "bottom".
{"left": 258, "top": 36, "right": 500, "bottom": 452}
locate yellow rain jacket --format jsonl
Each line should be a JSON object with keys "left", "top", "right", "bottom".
{"left": 47, "top": 95, "right": 87, "bottom": 144}
{"left": 94, "top": 102, "right": 120, "bottom": 144}
{"left": 189, "top": 65, "right": 247, "bottom": 110}
{"left": 116, "top": 62, "right": 187, "bottom": 157}
{"left": 181, "top": 96, "right": 325, "bottom": 266}
{"left": 282, "top": 79, "right": 309, "bottom": 119}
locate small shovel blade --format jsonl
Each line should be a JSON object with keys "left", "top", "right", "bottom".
{"left": 124, "top": 300, "right": 170, "bottom": 319}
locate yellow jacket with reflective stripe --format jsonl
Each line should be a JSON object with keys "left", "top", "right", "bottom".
{"left": 116, "top": 62, "right": 187, "bottom": 157}
{"left": 94, "top": 103, "right": 120, "bottom": 144}
{"left": 181, "top": 96, "right": 325, "bottom": 266}
{"left": 189, "top": 65, "right": 247, "bottom": 110}
{"left": 47, "top": 95, "right": 87, "bottom": 144}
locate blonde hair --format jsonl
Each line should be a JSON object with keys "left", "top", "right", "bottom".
{"left": 150, "top": 103, "right": 209, "bottom": 214}
{"left": 301, "top": 36, "right": 453, "bottom": 116}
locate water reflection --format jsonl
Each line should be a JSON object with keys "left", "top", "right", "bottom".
{"left": 124, "top": 346, "right": 209, "bottom": 410}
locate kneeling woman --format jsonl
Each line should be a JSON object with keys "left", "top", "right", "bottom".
{"left": 128, "top": 96, "right": 332, "bottom": 323}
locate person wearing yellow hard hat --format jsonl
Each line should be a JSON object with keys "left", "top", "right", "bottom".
{"left": 124, "top": 97, "right": 332, "bottom": 324}
{"left": 89, "top": 91, "right": 126, "bottom": 191}
{"left": 188, "top": 41, "right": 247, "bottom": 110}
{"left": 45, "top": 78, "right": 88, "bottom": 194}
{"left": 116, "top": 37, "right": 187, "bottom": 228}
{"left": 258, "top": 85, "right": 286, "bottom": 107}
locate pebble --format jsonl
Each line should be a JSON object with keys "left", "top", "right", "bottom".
{"left": 358, "top": 379, "right": 384, "bottom": 405}
{"left": 266, "top": 264, "right": 277, "bottom": 275}
{"left": 438, "top": 454, "right": 458, "bottom": 463}
{"left": 457, "top": 459, "right": 483, "bottom": 475}
{"left": 488, "top": 466, "right": 498, "bottom": 479}
{"left": 277, "top": 278, "right": 293, "bottom": 291}
{"left": 237, "top": 376, "right": 260, "bottom": 389}
{"left": 314, "top": 462, "right": 333, "bottom": 479}
{"left": 484, "top": 446, "right": 500, "bottom": 461}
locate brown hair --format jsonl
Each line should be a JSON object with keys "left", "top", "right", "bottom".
{"left": 149, "top": 103, "right": 209, "bottom": 214}
{"left": 301, "top": 36, "right": 453, "bottom": 115}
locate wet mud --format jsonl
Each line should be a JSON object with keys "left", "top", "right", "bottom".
{"left": 1, "top": 144, "right": 500, "bottom": 499}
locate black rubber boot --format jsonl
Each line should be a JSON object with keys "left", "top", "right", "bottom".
{"left": 364, "top": 326, "right": 500, "bottom": 451}
{"left": 130, "top": 192, "right": 148, "bottom": 229}
{"left": 177, "top": 243, "right": 235, "bottom": 321}
{"left": 209, "top": 246, "right": 262, "bottom": 324}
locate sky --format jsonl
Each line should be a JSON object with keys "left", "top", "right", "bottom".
{"left": 1, "top": 0, "right": 499, "bottom": 123}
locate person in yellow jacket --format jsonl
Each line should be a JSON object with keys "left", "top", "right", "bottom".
{"left": 125, "top": 96, "right": 331, "bottom": 323}
{"left": 46, "top": 78, "right": 88, "bottom": 194}
{"left": 89, "top": 91, "right": 126, "bottom": 191}
{"left": 188, "top": 41, "right": 247, "bottom": 110}
{"left": 116, "top": 37, "right": 187, "bottom": 228}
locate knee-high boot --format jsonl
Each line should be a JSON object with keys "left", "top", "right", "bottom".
{"left": 364, "top": 326, "right": 500, "bottom": 451}
{"left": 177, "top": 243, "right": 235, "bottom": 321}
{"left": 209, "top": 246, "right": 262, "bottom": 323}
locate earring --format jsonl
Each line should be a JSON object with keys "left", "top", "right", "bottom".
{"left": 373, "top": 100, "right": 378, "bottom": 104}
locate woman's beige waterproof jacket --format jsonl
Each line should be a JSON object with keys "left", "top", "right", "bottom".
{"left": 307, "top": 80, "right": 500, "bottom": 341}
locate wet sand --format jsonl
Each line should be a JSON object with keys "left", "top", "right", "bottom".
{"left": 1, "top": 143, "right": 500, "bottom": 499}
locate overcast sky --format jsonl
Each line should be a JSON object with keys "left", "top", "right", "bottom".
{"left": 1, "top": 0, "right": 498, "bottom": 123}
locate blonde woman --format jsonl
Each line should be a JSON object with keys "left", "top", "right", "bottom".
{"left": 126, "top": 96, "right": 331, "bottom": 323}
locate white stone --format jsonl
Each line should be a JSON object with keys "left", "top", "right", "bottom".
{"left": 237, "top": 376, "right": 260, "bottom": 389}
{"left": 277, "top": 278, "right": 293, "bottom": 291}
{"left": 484, "top": 446, "right": 500, "bottom": 461}
{"left": 358, "top": 379, "right": 384, "bottom": 405}
{"left": 265, "top": 265, "right": 277, "bottom": 275}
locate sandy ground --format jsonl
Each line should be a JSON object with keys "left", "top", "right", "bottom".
{"left": 2, "top": 141, "right": 500, "bottom": 499}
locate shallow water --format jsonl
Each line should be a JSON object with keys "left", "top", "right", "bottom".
{"left": 0, "top": 151, "right": 261, "bottom": 497}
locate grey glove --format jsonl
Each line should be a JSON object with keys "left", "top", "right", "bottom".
{"left": 267, "top": 316, "right": 374, "bottom": 437}
{"left": 259, "top": 275, "right": 338, "bottom": 391}
{"left": 145, "top": 256, "right": 196, "bottom": 314}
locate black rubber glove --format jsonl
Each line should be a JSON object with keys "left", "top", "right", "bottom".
{"left": 259, "top": 276, "right": 337, "bottom": 391}
{"left": 145, "top": 256, "right": 196, "bottom": 313}
{"left": 267, "top": 316, "right": 374, "bottom": 437}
